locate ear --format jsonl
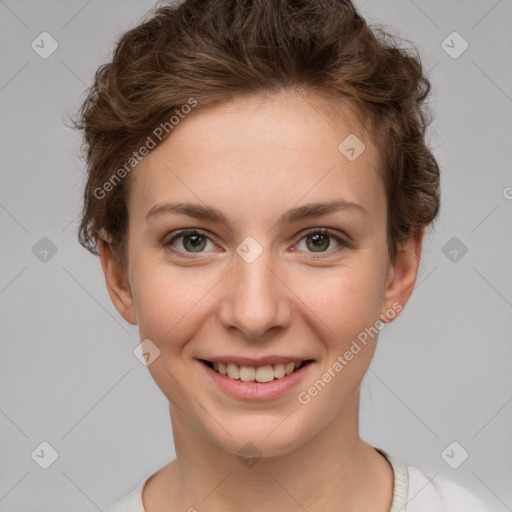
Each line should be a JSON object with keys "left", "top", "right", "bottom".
{"left": 98, "top": 237, "right": 137, "bottom": 325}
{"left": 379, "top": 228, "right": 425, "bottom": 322}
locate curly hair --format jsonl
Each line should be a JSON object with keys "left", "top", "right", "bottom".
{"left": 72, "top": 0, "right": 440, "bottom": 269}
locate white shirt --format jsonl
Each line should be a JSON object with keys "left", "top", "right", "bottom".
{"left": 106, "top": 448, "right": 490, "bottom": 511}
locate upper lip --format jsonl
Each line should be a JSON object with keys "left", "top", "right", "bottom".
{"left": 199, "top": 355, "right": 314, "bottom": 366}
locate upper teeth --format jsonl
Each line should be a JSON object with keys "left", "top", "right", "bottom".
{"left": 212, "top": 361, "right": 302, "bottom": 382}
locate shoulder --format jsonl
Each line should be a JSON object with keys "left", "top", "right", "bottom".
{"left": 105, "top": 477, "right": 149, "bottom": 512}
{"left": 406, "top": 465, "right": 490, "bottom": 512}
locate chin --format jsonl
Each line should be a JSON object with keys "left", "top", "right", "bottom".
{"left": 208, "top": 416, "right": 309, "bottom": 459}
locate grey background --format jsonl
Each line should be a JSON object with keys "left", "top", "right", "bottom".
{"left": 0, "top": 0, "right": 511, "bottom": 510}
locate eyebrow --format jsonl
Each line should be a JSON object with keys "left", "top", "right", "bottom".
{"left": 145, "top": 199, "right": 368, "bottom": 227}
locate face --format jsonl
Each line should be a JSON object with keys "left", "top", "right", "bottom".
{"left": 101, "top": 90, "right": 423, "bottom": 457}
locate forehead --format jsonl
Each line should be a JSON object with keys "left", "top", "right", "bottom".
{"left": 127, "top": 91, "right": 385, "bottom": 224}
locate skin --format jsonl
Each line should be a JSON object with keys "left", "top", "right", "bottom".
{"left": 99, "top": 90, "right": 424, "bottom": 512}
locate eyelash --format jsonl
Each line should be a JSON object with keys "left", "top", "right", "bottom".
{"left": 164, "top": 228, "right": 352, "bottom": 260}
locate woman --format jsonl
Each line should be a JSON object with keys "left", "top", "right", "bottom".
{"left": 73, "top": 0, "right": 490, "bottom": 510}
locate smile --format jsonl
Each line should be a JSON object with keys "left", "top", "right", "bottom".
{"left": 201, "top": 359, "right": 313, "bottom": 383}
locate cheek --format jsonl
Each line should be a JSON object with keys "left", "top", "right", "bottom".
{"left": 132, "top": 264, "right": 212, "bottom": 346}
{"left": 296, "top": 263, "right": 384, "bottom": 337}
{"left": 294, "top": 269, "right": 385, "bottom": 408}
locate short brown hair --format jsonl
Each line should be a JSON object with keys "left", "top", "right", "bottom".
{"left": 72, "top": 0, "right": 440, "bottom": 269}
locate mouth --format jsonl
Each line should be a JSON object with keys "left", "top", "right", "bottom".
{"left": 199, "top": 359, "right": 314, "bottom": 383}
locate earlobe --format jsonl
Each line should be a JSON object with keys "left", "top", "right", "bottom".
{"left": 98, "top": 238, "right": 138, "bottom": 325}
{"left": 379, "top": 228, "right": 425, "bottom": 322}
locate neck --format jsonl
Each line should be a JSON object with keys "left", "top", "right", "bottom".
{"left": 146, "top": 388, "right": 394, "bottom": 512}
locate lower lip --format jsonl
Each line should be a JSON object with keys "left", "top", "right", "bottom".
{"left": 198, "top": 360, "right": 313, "bottom": 401}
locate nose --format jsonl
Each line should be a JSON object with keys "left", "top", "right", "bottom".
{"left": 216, "top": 242, "right": 292, "bottom": 340}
